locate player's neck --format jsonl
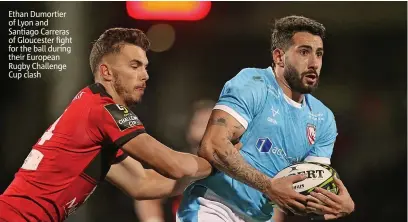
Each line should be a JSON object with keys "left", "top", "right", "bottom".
{"left": 274, "top": 70, "right": 304, "bottom": 103}
{"left": 95, "top": 81, "right": 127, "bottom": 106}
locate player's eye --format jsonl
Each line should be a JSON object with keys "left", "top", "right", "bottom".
{"left": 300, "top": 49, "right": 309, "bottom": 56}
{"left": 317, "top": 51, "right": 324, "bottom": 57}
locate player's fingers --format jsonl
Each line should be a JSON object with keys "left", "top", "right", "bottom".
{"left": 288, "top": 174, "right": 307, "bottom": 183}
{"left": 313, "top": 188, "right": 342, "bottom": 203}
{"left": 333, "top": 177, "right": 348, "bottom": 194}
{"left": 291, "top": 191, "right": 308, "bottom": 204}
{"left": 289, "top": 199, "right": 307, "bottom": 210}
{"left": 313, "top": 187, "right": 341, "bottom": 201}
{"left": 306, "top": 195, "right": 324, "bottom": 204}
{"left": 310, "top": 192, "right": 340, "bottom": 209}
{"left": 306, "top": 201, "right": 338, "bottom": 215}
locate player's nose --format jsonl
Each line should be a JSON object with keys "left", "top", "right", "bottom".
{"left": 140, "top": 68, "right": 149, "bottom": 81}
{"left": 308, "top": 55, "right": 320, "bottom": 71}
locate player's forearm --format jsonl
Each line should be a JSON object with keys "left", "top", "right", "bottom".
{"left": 107, "top": 159, "right": 194, "bottom": 199}
{"left": 123, "top": 134, "right": 211, "bottom": 180}
{"left": 159, "top": 151, "right": 211, "bottom": 180}
{"left": 179, "top": 152, "right": 212, "bottom": 179}
{"left": 138, "top": 156, "right": 210, "bottom": 197}
{"left": 198, "top": 139, "right": 272, "bottom": 194}
{"left": 130, "top": 170, "right": 178, "bottom": 199}
{"left": 138, "top": 170, "right": 196, "bottom": 198}
{"left": 123, "top": 147, "right": 182, "bottom": 180}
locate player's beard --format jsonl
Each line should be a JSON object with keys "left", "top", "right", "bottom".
{"left": 113, "top": 73, "right": 142, "bottom": 106}
{"left": 283, "top": 63, "right": 319, "bottom": 94}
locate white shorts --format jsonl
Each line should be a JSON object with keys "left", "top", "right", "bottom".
{"left": 176, "top": 196, "right": 246, "bottom": 222}
{"left": 176, "top": 187, "right": 272, "bottom": 222}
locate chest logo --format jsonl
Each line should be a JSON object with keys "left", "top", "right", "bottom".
{"left": 267, "top": 107, "right": 280, "bottom": 124}
{"left": 306, "top": 124, "right": 316, "bottom": 145}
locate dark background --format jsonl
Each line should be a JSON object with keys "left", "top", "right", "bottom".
{"left": 0, "top": 2, "right": 406, "bottom": 222}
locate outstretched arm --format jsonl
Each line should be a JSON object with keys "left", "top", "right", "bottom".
{"left": 106, "top": 157, "right": 197, "bottom": 199}
{"left": 107, "top": 140, "right": 246, "bottom": 200}
{"left": 122, "top": 133, "right": 212, "bottom": 180}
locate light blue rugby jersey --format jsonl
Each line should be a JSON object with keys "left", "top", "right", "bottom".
{"left": 178, "top": 67, "right": 337, "bottom": 221}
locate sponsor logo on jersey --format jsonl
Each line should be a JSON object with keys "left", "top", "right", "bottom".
{"left": 308, "top": 112, "right": 325, "bottom": 121}
{"left": 271, "top": 106, "right": 280, "bottom": 117}
{"left": 267, "top": 106, "right": 280, "bottom": 124}
{"left": 104, "top": 104, "right": 142, "bottom": 131}
{"left": 306, "top": 123, "right": 316, "bottom": 145}
{"left": 256, "top": 138, "right": 287, "bottom": 160}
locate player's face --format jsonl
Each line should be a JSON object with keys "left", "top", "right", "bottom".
{"left": 283, "top": 32, "right": 323, "bottom": 94}
{"left": 109, "top": 44, "right": 149, "bottom": 106}
{"left": 186, "top": 108, "right": 212, "bottom": 154}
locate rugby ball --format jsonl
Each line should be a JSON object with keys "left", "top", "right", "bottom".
{"left": 274, "top": 162, "right": 339, "bottom": 195}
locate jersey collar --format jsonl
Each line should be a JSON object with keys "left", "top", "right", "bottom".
{"left": 89, "top": 83, "right": 113, "bottom": 99}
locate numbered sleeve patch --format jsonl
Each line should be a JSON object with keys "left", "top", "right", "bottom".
{"left": 104, "top": 104, "right": 142, "bottom": 131}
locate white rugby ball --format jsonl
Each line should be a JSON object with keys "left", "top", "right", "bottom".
{"left": 274, "top": 162, "right": 339, "bottom": 195}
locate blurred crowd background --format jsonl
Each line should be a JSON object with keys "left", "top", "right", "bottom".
{"left": 0, "top": 2, "right": 406, "bottom": 222}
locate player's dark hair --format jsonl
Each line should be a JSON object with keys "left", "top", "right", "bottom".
{"left": 270, "top": 15, "right": 326, "bottom": 68}
{"left": 89, "top": 27, "right": 150, "bottom": 75}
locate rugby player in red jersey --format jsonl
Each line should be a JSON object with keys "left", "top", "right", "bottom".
{"left": 0, "top": 28, "right": 213, "bottom": 222}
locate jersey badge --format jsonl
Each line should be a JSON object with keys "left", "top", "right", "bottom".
{"left": 104, "top": 104, "right": 142, "bottom": 131}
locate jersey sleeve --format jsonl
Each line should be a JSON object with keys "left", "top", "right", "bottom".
{"left": 214, "top": 68, "right": 267, "bottom": 129}
{"left": 87, "top": 103, "right": 146, "bottom": 148}
{"left": 305, "top": 110, "right": 337, "bottom": 165}
{"left": 113, "top": 149, "right": 128, "bottom": 164}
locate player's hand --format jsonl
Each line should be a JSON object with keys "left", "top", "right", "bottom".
{"left": 267, "top": 174, "right": 308, "bottom": 216}
{"left": 306, "top": 177, "right": 355, "bottom": 220}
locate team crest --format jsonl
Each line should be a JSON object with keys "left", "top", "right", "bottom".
{"left": 306, "top": 124, "right": 316, "bottom": 145}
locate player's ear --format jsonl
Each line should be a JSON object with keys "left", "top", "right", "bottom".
{"left": 272, "top": 48, "right": 285, "bottom": 68}
{"left": 98, "top": 63, "right": 113, "bottom": 81}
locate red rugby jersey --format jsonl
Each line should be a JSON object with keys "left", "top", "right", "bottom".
{"left": 0, "top": 83, "right": 145, "bottom": 222}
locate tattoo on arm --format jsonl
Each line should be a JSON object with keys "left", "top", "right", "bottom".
{"left": 210, "top": 144, "right": 270, "bottom": 193}
{"left": 208, "top": 117, "right": 228, "bottom": 127}
{"left": 202, "top": 115, "right": 270, "bottom": 193}
{"left": 208, "top": 117, "right": 243, "bottom": 141}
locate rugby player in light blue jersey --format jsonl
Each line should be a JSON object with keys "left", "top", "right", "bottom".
{"left": 177, "top": 16, "right": 355, "bottom": 222}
